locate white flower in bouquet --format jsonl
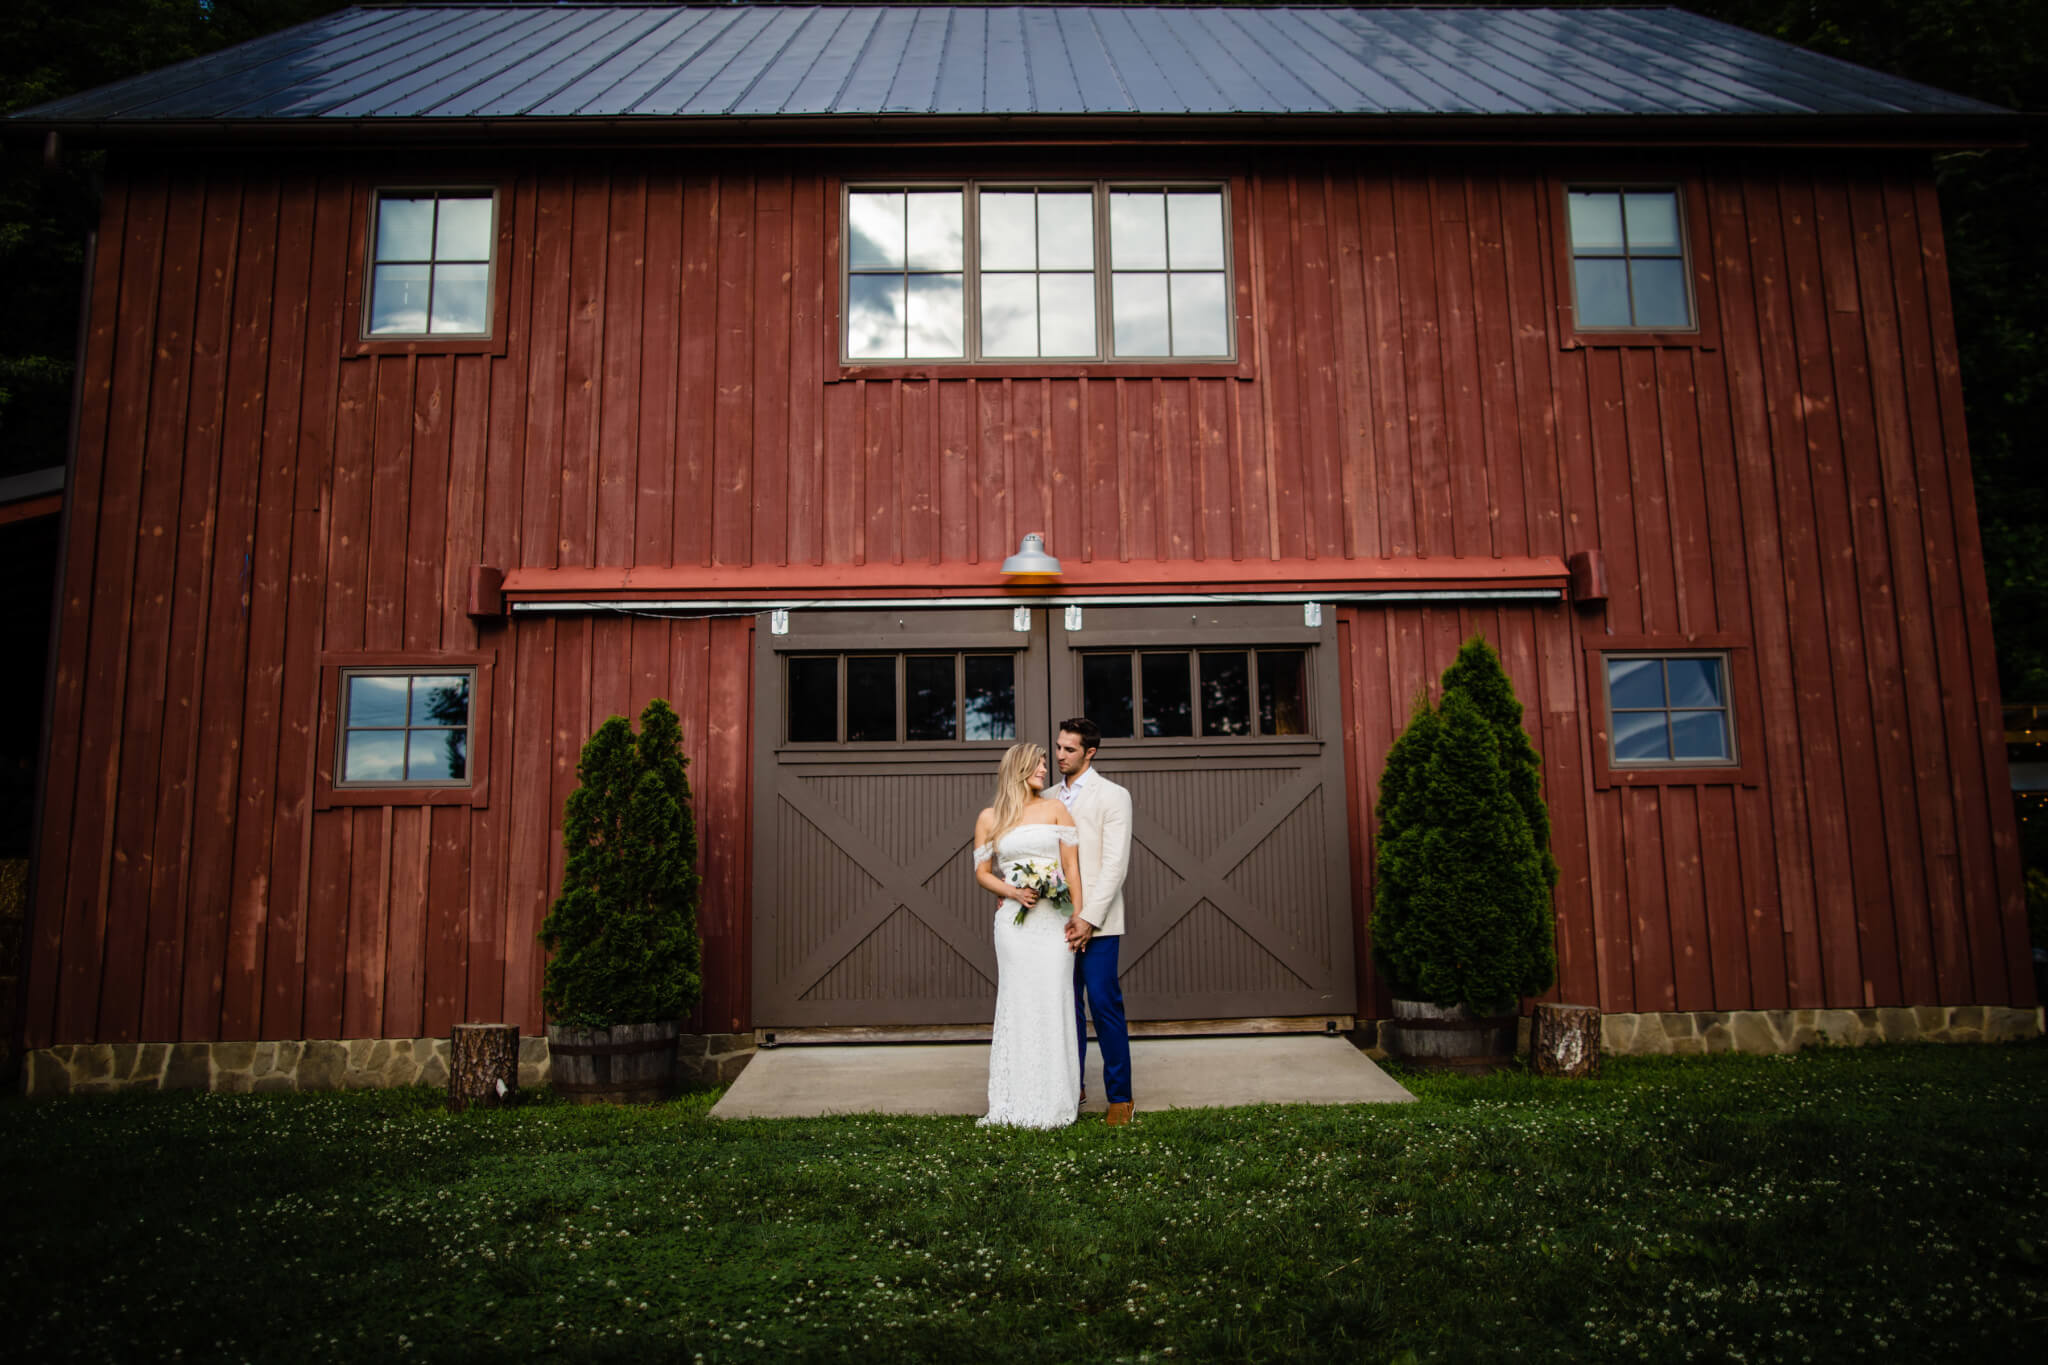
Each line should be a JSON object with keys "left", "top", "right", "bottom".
{"left": 1002, "top": 857, "right": 1073, "bottom": 924}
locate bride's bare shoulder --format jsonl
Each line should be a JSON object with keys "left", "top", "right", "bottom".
{"left": 1029, "top": 797, "right": 1073, "bottom": 824}
{"left": 974, "top": 807, "right": 996, "bottom": 833}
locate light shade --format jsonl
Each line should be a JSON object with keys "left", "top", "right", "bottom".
{"left": 999, "top": 532, "right": 1062, "bottom": 576}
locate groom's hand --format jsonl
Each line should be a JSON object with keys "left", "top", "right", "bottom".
{"left": 1066, "top": 917, "right": 1095, "bottom": 950}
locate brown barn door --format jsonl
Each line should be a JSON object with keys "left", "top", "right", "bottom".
{"left": 752, "top": 608, "right": 1050, "bottom": 1026}
{"left": 752, "top": 602, "right": 1354, "bottom": 1028}
{"left": 1048, "top": 604, "right": 1356, "bottom": 1020}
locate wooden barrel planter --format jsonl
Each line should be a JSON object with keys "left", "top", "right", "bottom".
{"left": 1386, "top": 999, "right": 1517, "bottom": 1073}
{"left": 545, "top": 1021, "right": 680, "bottom": 1104}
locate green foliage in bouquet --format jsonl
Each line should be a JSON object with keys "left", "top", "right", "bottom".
{"left": 1371, "top": 637, "right": 1558, "bottom": 1013}
{"left": 540, "top": 699, "right": 702, "bottom": 1030}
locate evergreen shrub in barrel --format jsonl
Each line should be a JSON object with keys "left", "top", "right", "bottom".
{"left": 539, "top": 698, "right": 701, "bottom": 1103}
{"left": 1371, "top": 637, "right": 1557, "bottom": 1068}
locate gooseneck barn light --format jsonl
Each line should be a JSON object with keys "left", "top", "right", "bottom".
{"left": 999, "top": 532, "right": 1062, "bottom": 577}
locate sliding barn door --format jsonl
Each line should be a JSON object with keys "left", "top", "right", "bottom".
{"left": 752, "top": 608, "right": 1049, "bottom": 1026}
{"left": 1049, "top": 604, "right": 1356, "bottom": 1020}
{"left": 751, "top": 602, "right": 1354, "bottom": 1027}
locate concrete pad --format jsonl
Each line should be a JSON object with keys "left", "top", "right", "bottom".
{"left": 709, "top": 1035, "right": 1412, "bottom": 1120}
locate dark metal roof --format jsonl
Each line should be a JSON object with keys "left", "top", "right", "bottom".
{"left": 10, "top": 4, "right": 2011, "bottom": 137}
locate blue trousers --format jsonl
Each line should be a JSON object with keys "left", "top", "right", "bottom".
{"left": 1073, "top": 934, "right": 1132, "bottom": 1104}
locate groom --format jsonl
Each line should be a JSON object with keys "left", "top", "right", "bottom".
{"left": 1053, "top": 717, "right": 1135, "bottom": 1126}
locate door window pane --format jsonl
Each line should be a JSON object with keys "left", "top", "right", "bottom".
{"left": 845, "top": 656, "right": 897, "bottom": 743}
{"left": 1141, "top": 652, "right": 1193, "bottom": 738}
{"left": 906, "top": 655, "right": 956, "bottom": 741}
{"left": 964, "top": 654, "right": 1016, "bottom": 741}
{"left": 1199, "top": 651, "right": 1250, "bottom": 737}
{"left": 1258, "top": 650, "right": 1309, "bottom": 735}
{"left": 787, "top": 656, "right": 837, "bottom": 742}
{"left": 1082, "top": 653, "right": 1135, "bottom": 739}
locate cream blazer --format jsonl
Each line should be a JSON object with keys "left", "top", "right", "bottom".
{"left": 1068, "top": 771, "right": 1134, "bottom": 936}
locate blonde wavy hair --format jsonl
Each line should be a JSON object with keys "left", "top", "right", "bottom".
{"left": 987, "top": 742, "right": 1048, "bottom": 846}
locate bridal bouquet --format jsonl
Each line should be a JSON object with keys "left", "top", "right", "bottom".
{"left": 1002, "top": 857, "right": 1073, "bottom": 925}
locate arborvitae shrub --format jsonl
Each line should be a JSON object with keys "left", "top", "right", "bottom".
{"left": 540, "top": 698, "right": 702, "bottom": 1030}
{"left": 1371, "top": 640, "right": 1558, "bottom": 1013}
{"left": 1439, "top": 636, "right": 1560, "bottom": 892}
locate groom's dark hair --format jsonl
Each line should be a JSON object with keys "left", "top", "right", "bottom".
{"left": 1058, "top": 717, "right": 1101, "bottom": 755}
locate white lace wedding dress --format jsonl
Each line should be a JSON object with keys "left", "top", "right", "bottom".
{"left": 976, "top": 823, "right": 1082, "bottom": 1129}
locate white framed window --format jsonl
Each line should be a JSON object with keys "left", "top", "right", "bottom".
{"left": 842, "top": 182, "right": 1233, "bottom": 363}
{"left": 336, "top": 669, "right": 475, "bottom": 787}
{"left": 1602, "top": 653, "right": 1734, "bottom": 767}
{"left": 363, "top": 190, "right": 497, "bottom": 338}
{"left": 1565, "top": 187, "right": 1693, "bottom": 331}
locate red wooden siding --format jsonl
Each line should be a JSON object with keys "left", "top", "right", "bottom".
{"left": 24, "top": 148, "right": 2027, "bottom": 1047}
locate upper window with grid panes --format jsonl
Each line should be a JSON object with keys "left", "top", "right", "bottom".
{"left": 364, "top": 190, "right": 497, "bottom": 338}
{"left": 1565, "top": 188, "right": 1693, "bottom": 332}
{"left": 843, "top": 183, "right": 1232, "bottom": 363}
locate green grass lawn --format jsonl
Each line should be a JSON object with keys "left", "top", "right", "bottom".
{"left": 4, "top": 1043, "right": 2044, "bottom": 1363}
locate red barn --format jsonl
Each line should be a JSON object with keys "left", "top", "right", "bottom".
{"left": 8, "top": 4, "right": 2035, "bottom": 1094}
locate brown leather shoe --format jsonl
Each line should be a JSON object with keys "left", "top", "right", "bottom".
{"left": 1105, "top": 1101, "right": 1134, "bottom": 1126}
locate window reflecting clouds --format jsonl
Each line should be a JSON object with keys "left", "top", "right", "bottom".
{"left": 1604, "top": 654, "right": 1734, "bottom": 766}
{"left": 339, "top": 670, "right": 472, "bottom": 786}
{"left": 846, "top": 183, "right": 1230, "bottom": 361}
{"left": 367, "top": 191, "right": 494, "bottom": 338}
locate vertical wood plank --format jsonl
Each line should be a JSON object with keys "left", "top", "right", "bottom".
{"left": 598, "top": 173, "right": 645, "bottom": 569}
{"left": 751, "top": 174, "right": 792, "bottom": 566}
{"left": 30, "top": 174, "right": 137, "bottom": 1046}
{"left": 196, "top": 175, "right": 280, "bottom": 1041}
{"left": 94, "top": 176, "right": 208, "bottom": 1044}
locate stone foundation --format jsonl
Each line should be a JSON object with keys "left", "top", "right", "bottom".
{"left": 1359, "top": 1004, "right": 2042, "bottom": 1058}
{"left": 1598, "top": 1004, "right": 2042, "bottom": 1055}
{"left": 19, "top": 1030, "right": 754, "bottom": 1097}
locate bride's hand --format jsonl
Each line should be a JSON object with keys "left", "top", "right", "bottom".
{"left": 1012, "top": 886, "right": 1038, "bottom": 908}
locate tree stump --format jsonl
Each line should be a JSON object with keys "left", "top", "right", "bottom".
{"left": 1529, "top": 1003, "right": 1601, "bottom": 1078}
{"left": 449, "top": 1023, "right": 520, "bottom": 1111}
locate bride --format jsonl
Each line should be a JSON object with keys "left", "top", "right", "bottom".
{"left": 973, "top": 742, "right": 1085, "bottom": 1128}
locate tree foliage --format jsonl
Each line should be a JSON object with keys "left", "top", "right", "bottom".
{"left": 539, "top": 698, "right": 702, "bottom": 1030}
{"left": 1371, "top": 639, "right": 1558, "bottom": 1013}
